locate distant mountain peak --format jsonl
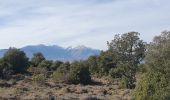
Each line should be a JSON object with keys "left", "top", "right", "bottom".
{"left": 74, "top": 45, "right": 88, "bottom": 49}
{"left": 0, "top": 44, "right": 101, "bottom": 61}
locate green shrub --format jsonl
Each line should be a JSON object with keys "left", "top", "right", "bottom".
{"left": 52, "top": 61, "right": 91, "bottom": 85}
{"left": 109, "top": 68, "right": 122, "bottom": 78}
{"left": 52, "top": 62, "right": 70, "bottom": 83}
{"left": 28, "top": 67, "right": 48, "bottom": 75}
{"left": 3, "top": 48, "right": 29, "bottom": 73}
{"left": 52, "top": 71, "right": 69, "bottom": 83}
{"left": 38, "top": 60, "right": 52, "bottom": 70}
{"left": 87, "top": 56, "right": 100, "bottom": 75}
{"left": 133, "top": 71, "right": 170, "bottom": 100}
{"left": 133, "top": 31, "right": 170, "bottom": 100}
{"left": 32, "top": 74, "right": 46, "bottom": 85}
{"left": 69, "top": 61, "right": 91, "bottom": 85}
{"left": 50, "top": 61, "right": 63, "bottom": 71}
{"left": 0, "top": 60, "right": 13, "bottom": 79}
{"left": 31, "top": 52, "right": 45, "bottom": 67}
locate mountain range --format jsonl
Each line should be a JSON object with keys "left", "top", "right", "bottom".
{"left": 0, "top": 45, "right": 101, "bottom": 61}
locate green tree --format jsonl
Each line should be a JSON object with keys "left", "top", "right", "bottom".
{"left": 38, "top": 60, "right": 53, "bottom": 70}
{"left": 69, "top": 61, "right": 91, "bottom": 85}
{"left": 107, "top": 32, "right": 146, "bottom": 89}
{"left": 98, "top": 51, "right": 118, "bottom": 76}
{"left": 87, "top": 55, "right": 100, "bottom": 75}
{"left": 3, "top": 48, "right": 29, "bottom": 73}
{"left": 31, "top": 52, "right": 45, "bottom": 67}
{"left": 50, "top": 61, "right": 63, "bottom": 71}
{"left": 133, "top": 31, "right": 170, "bottom": 100}
{"left": 52, "top": 62, "right": 70, "bottom": 83}
{"left": 0, "top": 59, "right": 13, "bottom": 79}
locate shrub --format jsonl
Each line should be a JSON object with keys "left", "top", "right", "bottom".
{"left": 31, "top": 52, "right": 45, "bottom": 67}
{"left": 52, "top": 61, "right": 91, "bottom": 85}
{"left": 133, "top": 31, "right": 170, "bottom": 100}
{"left": 109, "top": 68, "right": 122, "bottom": 78}
{"left": 50, "top": 61, "right": 63, "bottom": 71}
{"left": 87, "top": 56, "right": 100, "bottom": 75}
{"left": 68, "top": 61, "right": 91, "bottom": 85}
{"left": 32, "top": 74, "right": 46, "bottom": 85}
{"left": 133, "top": 71, "right": 170, "bottom": 100}
{"left": 52, "top": 70, "right": 69, "bottom": 83}
{"left": 52, "top": 62, "right": 70, "bottom": 83}
{"left": 0, "top": 60, "right": 13, "bottom": 79}
{"left": 3, "top": 48, "right": 29, "bottom": 73}
{"left": 28, "top": 66, "right": 48, "bottom": 75}
{"left": 38, "top": 60, "right": 52, "bottom": 71}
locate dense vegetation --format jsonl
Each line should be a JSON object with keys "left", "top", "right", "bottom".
{"left": 0, "top": 31, "right": 170, "bottom": 100}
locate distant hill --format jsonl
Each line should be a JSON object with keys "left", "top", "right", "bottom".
{"left": 0, "top": 45, "right": 101, "bottom": 61}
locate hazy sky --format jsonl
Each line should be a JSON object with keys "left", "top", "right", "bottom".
{"left": 0, "top": 0, "right": 169, "bottom": 50}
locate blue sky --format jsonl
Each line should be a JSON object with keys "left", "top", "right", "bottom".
{"left": 0, "top": 0, "right": 169, "bottom": 50}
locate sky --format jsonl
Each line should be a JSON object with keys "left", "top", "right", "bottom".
{"left": 0, "top": 0, "right": 169, "bottom": 50}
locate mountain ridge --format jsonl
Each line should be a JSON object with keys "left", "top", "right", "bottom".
{"left": 0, "top": 44, "right": 101, "bottom": 61}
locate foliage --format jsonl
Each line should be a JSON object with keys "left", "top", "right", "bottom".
{"left": 69, "top": 61, "right": 91, "bottom": 85}
{"left": 97, "top": 51, "right": 118, "bottom": 76}
{"left": 38, "top": 60, "right": 52, "bottom": 70}
{"left": 28, "top": 66, "right": 48, "bottom": 76}
{"left": 52, "top": 61, "right": 91, "bottom": 85}
{"left": 133, "top": 71, "right": 170, "bottom": 100}
{"left": 50, "top": 61, "right": 63, "bottom": 71}
{"left": 109, "top": 68, "right": 122, "bottom": 78}
{"left": 32, "top": 74, "right": 46, "bottom": 85}
{"left": 52, "top": 62, "right": 70, "bottom": 83}
{"left": 3, "top": 48, "right": 29, "bottom": 73}
{"left": 31, "top": 52, "right": 45, "bottom": 67}
{"left": 107, "top": 32, "right": 146, "bottom": 89}
{"left": 87, "top": 55, "right": 100, "bottom": 75}
{"left": 133, "top": 31, "right": 170, "bottom": 100}
{"left": 107, "top": 32, "right": 146, "bottom": 64}
{"left": 0, "top": 59, "right": 13, "bottom": 79}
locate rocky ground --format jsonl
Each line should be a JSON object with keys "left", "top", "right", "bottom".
{"left": 0, "top": 75, "right": 132, "bottom": 100}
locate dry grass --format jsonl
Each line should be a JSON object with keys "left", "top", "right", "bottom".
{"left": 0, "top": 76, "right": 132, "bottom": 100}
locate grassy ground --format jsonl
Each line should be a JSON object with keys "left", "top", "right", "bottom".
{"left": 0, "top": 75, "right": 132, "bottom": 100}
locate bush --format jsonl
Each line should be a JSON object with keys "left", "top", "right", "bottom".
{"left": 31, "top": 52, "right": 45, "bottom": 67}
{"left": 133, "top": 71, "right": 170, "bottom": 100}
{"left": 38, "top": 60, "right": 52, "bottom": 71}
{"left": 133, "top": 31, "right": 170, "bottom": 100}
{"left": 0, "top": 59, "right": 13, "bottom": 79}
{"left": 109, "top": 68, "right": 122, "bottom": 78}
{"left": 52, "top": 61, "right": 91, "bottom": 85}
{"left": 52, "top": 71, "right": 69, "bottom": 83}
{"left": 87, "top": 56, "right": 100, "bottom": 75}
{"left": 50, "top": 61, "right": 63, "bottom": 71}
{"left": 69, "top": 61, "right": 91, "bottom": 85}
{"left": 52, "top": 62, "right": 70, "bottom": 83}
{"left": 32, "top": 74, "right": 46, "bottom": 85}
{"left": 3, "top": 48, "right": 29, "bottom": 73}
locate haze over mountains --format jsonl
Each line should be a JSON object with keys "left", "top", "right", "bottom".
{"left": 0, "top": 44, "right": 100, "bottom": 61}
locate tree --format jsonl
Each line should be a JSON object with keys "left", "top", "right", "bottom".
{"left": 52, "top": 61, "right": 91, "bottom": 85}
{"left": 107, "top": 32, "right": 146, "bottom": 89}
{"left": 133, "top": 31, "right": 170, "bottom": 100}
{"left": 0, "top": 59, "right": 13, "bottom": 79}
{"left": 69, "top": 61, "right": 91, "bottom": 85}
{"left": 98, "top": 51, "right": 118, "bottom": 76}
{"left": 31, "top": 52, "right": 45, "bottom": 67}
{"left": 38, "top": 60, "right": 53, "bottom": 71}
{"left": 87, "top": 55, "right": 100, "bottom": 75}
{"left": 50, "top": 61, "right": 63, "bottom": 71}
{"left": 3, "top": 48, "right": 29, "bottom": 73}
{"left": 52, "top": 62, "right": 70, "bottom": 83}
